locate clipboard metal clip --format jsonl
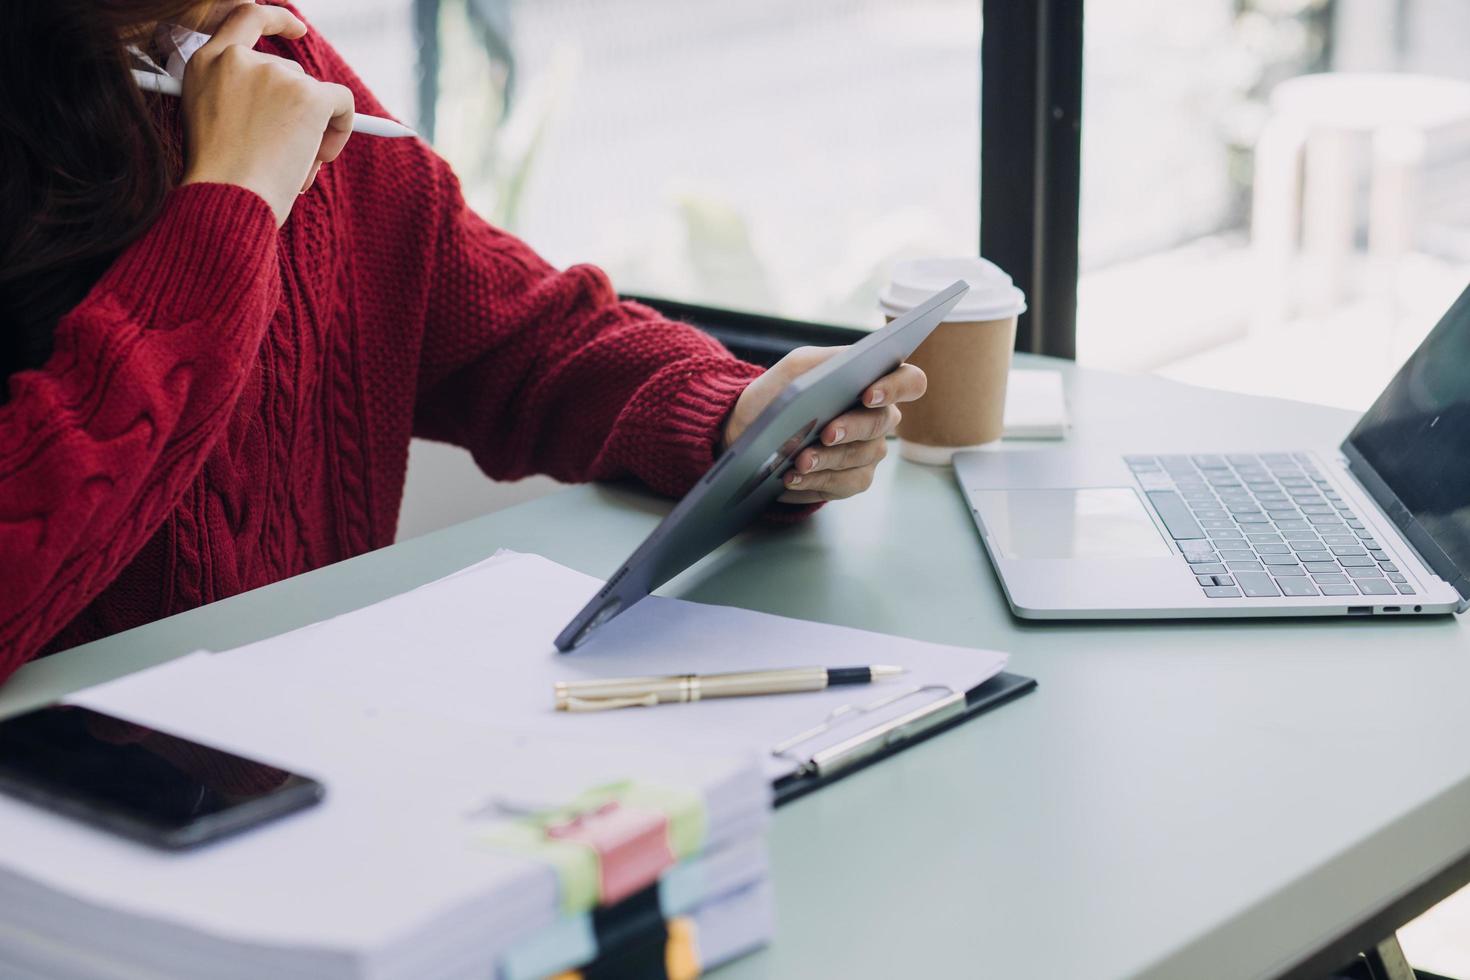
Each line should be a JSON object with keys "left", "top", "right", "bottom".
{"left": 769, "top": 684, "right": 968, "bottom": 780}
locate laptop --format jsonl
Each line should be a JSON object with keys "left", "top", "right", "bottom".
{"left": 955, "top": 285, "right": 1470, "bottom": 620}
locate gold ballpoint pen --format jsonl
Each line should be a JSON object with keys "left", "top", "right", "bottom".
{"left": 554, "top": 665, "right": 907, "bottom": 712}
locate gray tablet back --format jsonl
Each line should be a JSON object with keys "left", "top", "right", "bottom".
{"left": 554, "top": 281, "right": 969, "bottom": 651}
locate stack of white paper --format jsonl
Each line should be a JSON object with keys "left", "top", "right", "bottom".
{"left": 0, "top": 663, "right": 769, "bottom": 978}
{"left": 497, "top": 837, "right": 772, "bottom": 980}
{"left": 0, "top": 552, "right": 1007, "bottom": 978}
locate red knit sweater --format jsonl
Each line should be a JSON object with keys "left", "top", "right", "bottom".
{"left": 0, "top": 22, "right": 765, "bottom": 681}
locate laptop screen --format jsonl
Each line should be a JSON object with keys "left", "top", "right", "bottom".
{"left": 1345, "top": 284, "right": 1470, "bottom": 597}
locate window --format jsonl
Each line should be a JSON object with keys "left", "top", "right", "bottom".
{"left": 1078, "top": 0, "right": 1470, "bottom": 410}
{"left": 311, "top": 0, "right": 982, "bottom": 332}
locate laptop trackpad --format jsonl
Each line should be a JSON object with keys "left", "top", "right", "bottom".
{"left": 972, "top": 488, "right": 1172, "bottom": 559}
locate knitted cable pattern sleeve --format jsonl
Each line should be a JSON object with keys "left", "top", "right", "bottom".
{"left": 409, "top": 163, "right": 765, "bottom": 499}
{"left": 0, "top": 184, "right": 278, "bottom": 676}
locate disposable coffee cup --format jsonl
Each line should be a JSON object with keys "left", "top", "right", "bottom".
{"left": 878, "top": 258, "right": 1027, "bottom": 465}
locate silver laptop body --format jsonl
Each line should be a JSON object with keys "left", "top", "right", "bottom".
{"left": 954, "top": 287, "right": 1470, "bottom": 621}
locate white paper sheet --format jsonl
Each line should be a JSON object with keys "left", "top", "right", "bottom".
{"left": 167, "top": 552, "right": 1009, "bottom": 782}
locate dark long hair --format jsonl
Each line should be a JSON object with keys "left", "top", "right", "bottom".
{"left": 0, "top": 0, "right": 203, "bottom": 380}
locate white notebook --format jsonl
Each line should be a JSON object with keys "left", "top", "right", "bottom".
{"left": 1004, "top": 369, "right": 1070, "bottom": 440}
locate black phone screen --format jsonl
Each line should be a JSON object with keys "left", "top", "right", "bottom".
{"left": 0, "top": 705, "right": 323, "bottom": 849}
{"left": 1346, "top": 283, "right": 1470, "bottom": 595}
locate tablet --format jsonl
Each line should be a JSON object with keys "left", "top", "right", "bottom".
{"left": 554, "top": 280, "right": 969, "bottom": 651}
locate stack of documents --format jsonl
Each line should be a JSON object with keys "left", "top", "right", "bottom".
{"left": 0, "top": 552, "right": 1009, "bottom": 978}
{"left": 0, "top": 680, "right": 771, "bottom": 974}
{"left": 0, "top": 672, "right": 770, "bottom": 979}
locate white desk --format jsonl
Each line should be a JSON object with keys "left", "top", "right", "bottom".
{"left": 4, "top": 355, "right": 1467, "bottom": 978}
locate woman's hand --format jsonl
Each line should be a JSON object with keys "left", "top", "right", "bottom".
{"left": 178, "top": 3, "right": 356, "bottom": 225}
{"left": 723, "top": 346, "right": 927, "bottom": 504}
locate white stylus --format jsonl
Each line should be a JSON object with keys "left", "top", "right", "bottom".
{"left": 131, "top": 68, "right": 417, "bottom": 139}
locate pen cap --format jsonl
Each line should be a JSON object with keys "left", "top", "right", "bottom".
{"left": 554, "top": 676, "right": 694, "bottom": 707}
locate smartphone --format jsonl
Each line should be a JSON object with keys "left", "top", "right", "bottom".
{"left": 0, "top": 705, "right": 324, "bottom": 850}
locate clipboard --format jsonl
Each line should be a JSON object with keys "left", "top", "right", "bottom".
{"left": 770, "top": 671, "right": 1037, "bottom": 806}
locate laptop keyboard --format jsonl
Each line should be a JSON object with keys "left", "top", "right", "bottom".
{"left": 1124, "top": 453, "right": 1417, "bottom": 599}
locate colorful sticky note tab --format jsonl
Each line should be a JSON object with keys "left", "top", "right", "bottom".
{"left": 479, "top": 821, "right": 601, "bottom": 915}
{"left": 475, "top": 781, "right": 710, "bottom": 915}
{"left": 548, "top": 803, "right": 675, "bottom": 906}
{"left": 611, "top": 783, "right": 707, "bottom": 860}
{"left": 665, "top": 916, "right": 701, "bottom": 980}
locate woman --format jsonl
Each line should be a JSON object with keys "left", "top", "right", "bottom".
{"left": 0, "top": 0, "right": 925, "bottom": 680}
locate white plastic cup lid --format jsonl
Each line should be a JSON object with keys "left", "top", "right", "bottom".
{"left": 878, "top": 257, "right": 1027, "bottom": 322}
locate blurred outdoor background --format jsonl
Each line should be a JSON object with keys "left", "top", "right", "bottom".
{"left": 302, "top": 3, "right": 1470, "bottom": 969}
{"left": 307, "top": 0, "right": 1470, "bottom": 417}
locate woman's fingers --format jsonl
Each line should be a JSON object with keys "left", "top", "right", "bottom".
{"left": 860, "top": 363, "right": 927, "bottom": 410}
{"left": 751, "top": 357, "right": 921, "bottom": 503}
{"left": 791, "top": 436, "right": 887, "bottom": 477}
{"left": 820, "top": 405, "right": 902, "bottom": 447}
{"left": 181, "top": 6, "right": 356, "bottom": 223}
{"left": 244, "top": 56, "right": 352, "bottom": 166}
{"left": 204, "top": 3, "right": 308, "bottom": 53}
{"left": 298, "top": 82, "right": 354, "bottom": 193}
{"left": 780, "top": 461, "right": 876, "bottom": 500}
{"left": 315, "top": 82, "right": 357, "bottom": 164}
{"left": 788, "top": 401, "right": 905, "bottom": 500}
{"left": 816, "top": 364, "right": 921, "bottom": 447}
{"left": 777, "top": 489, "right": 829, "bottom": 505}
{"left": 300, "top": 161, "right": 322, "bottom": 194}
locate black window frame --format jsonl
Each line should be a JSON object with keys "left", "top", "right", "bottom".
{"left": 979, "top": 0, "right": 1083, "bottom": 359}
